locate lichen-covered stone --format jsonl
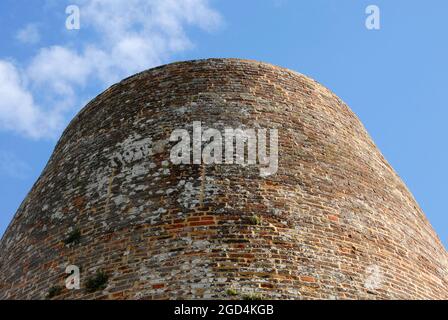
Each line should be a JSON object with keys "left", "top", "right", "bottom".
{"left": 0, "top": 58, "right": 446, "bottom": 300}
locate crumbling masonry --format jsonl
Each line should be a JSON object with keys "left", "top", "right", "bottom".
{"left": 0, "top": 59, "right": 447, "bottom": 299}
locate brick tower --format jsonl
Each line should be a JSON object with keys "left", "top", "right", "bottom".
{"left": 0, "top": 59, "right": 447, "bottom": 299}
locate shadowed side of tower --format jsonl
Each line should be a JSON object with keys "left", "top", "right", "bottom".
{"left": 0, "top": 58, "right": 447, "bottom": 299}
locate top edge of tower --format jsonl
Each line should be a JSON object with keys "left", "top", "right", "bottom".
{"left": 63, "top": 58, "right": 338, "bottom": 137}
{"left": 120, "top": 58, "right": 308, "bottom": 83}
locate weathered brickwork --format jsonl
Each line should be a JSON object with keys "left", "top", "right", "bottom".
{"left": 0, "top": 58, "right": 447, "bottom": 299}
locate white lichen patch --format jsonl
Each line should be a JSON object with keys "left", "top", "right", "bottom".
{"left": 113, "top": 194, "right": 129, "bottom": 207}
{"left": 110, "top": 133, "right": 152, "bottom": 167}
{"left": 50, "top": 211, "right": 64, "bottom": 221}
{"left": 177, "top": 176, "right": 220, "bottom": 210}
{"left": 86, "top": 166, "right": 111, "bottom": 196}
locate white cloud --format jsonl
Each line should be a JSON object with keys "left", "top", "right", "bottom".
{"left": 0, "top": 61, "right": 62, "bottom": 138}
{"left": 27, "top": 46, "right": 92, "bottom": 91}
{"left": 0, "top": 0, "right": 222, "bottom": 139}
{"left": 15, "top": 24, "right": 41, "bottom": 45}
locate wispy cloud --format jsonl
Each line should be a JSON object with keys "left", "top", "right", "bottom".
{"left": 0, "top": 61, "right": 63, "bottom": 138}
{"left": 0, "top": 0, "right": 222, "bottom": 139}
{"left": 15, "top": 24, "right": 41, "bottom": 45}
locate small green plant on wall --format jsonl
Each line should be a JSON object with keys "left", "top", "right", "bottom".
{"left": 64, "top": 228, "right": 81, "bottom": 245}
{"left": 47, "top": 285, "right": 63, "bottom": 299}
{"left": 85, "top": 270, "right": 109, "bottom": 293}
{"left": 248, "top": 215, "right": 262, "bottom": 225}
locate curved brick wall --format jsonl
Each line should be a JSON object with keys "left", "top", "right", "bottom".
{"left": 0, "top": 58, "right": 447, "bottom": 300}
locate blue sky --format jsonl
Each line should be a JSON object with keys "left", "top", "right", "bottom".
{"left": 0, "top": 0, "right": 447, "bottom": 248}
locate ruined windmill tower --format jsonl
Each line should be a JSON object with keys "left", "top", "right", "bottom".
{"left": 0, "top": 59, "right": 447, "bottom": 299}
